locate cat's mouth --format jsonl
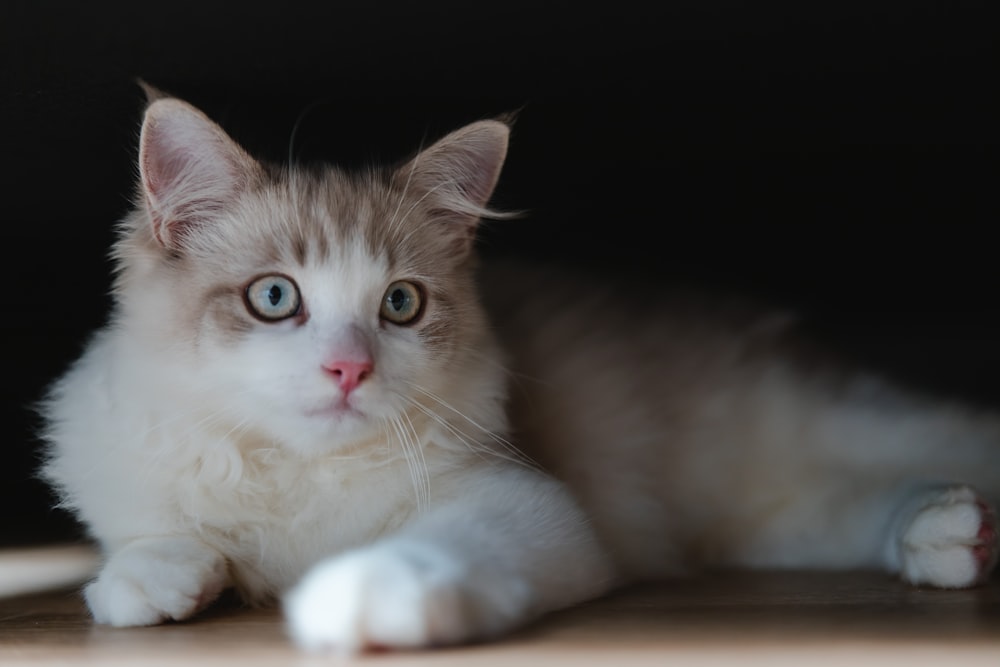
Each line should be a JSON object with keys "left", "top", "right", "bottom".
{"left": 303, "top": 397, "right": 367, "bottom": 421}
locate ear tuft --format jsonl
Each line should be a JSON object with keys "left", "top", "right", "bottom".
{"left": 396, "top": 119, "right": 511, "bottom": 256}
{"left": 136, "top": 79, "right": 170, "bottom": 104}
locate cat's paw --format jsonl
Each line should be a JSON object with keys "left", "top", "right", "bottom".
{"left": 897, "top": 486, "right": 998, "bottom": 588}
{"left": 85, "top": 536, "right": 229, "bottom": 626}
{"left": 284, "top": 543, "right": 510, "bottom": 653}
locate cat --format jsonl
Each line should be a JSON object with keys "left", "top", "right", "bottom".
{"left": 40, "top": 89, "right": 999, "bottom": 654}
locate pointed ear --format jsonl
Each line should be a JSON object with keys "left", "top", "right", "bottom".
{"left": 397, "top": 119, "right": 510, "bottom": 255}
{"left": 139, "top": 97, "right": 262, "bottom": 249}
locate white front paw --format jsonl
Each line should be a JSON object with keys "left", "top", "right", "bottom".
{"left": 285, "top": 543, "right": 485, "bottom": 653}
{"left": 898, "top": 486, "right": 999, "bottom": 588}
{"left": 86, "top": 536, "right": 229, "bottom": 627}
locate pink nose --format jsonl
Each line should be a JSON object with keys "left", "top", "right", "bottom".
{"left": 322, "top": 359, "right": 373, "bottom": 395}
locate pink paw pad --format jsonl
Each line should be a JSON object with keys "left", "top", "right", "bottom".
{"left": 972, "top": 500, "right": 998, "bottom": 574}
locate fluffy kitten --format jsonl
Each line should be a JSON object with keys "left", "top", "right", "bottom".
{"left": 41, "top": 92, "right": 999, "bottom": 653}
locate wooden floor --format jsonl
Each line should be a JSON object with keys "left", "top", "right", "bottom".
{"left": 1, "top": 546, "right": 999, "bottom": 666}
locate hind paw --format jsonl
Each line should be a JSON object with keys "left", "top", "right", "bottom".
{"left": 897, "top": 486, "right": 998, "bottom": 588}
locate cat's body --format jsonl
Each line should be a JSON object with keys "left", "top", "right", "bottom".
{"left": 487, "top": 262, "right": 1000, "bottom": 580}
{"left": 41, "top": 92, "right": 999, "bottom": 652}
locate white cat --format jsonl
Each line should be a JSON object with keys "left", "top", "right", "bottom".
{"left": 41, "top": 91, "right": 999, "bottom": 653}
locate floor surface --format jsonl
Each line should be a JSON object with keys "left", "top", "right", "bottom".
{"left": 1, "top": 546, "right": 998, "bottom": 666}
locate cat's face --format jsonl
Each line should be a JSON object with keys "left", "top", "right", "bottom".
{"left": 114, "top": 96, "right": 509, "bottom": 455}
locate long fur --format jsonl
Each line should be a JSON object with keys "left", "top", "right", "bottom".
{"left": 40, "top": 93, "right": 1000, "bottom": 652}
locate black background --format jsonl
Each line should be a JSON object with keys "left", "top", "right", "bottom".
{"left": 2, "top": 1, "right": 996, "bottom": 545}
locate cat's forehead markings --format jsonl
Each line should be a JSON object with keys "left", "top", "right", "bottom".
{"left": 313, "top": 177, "right": 379, "bottom": 265}
{"left": 332, "top": 185, "right": 382, "bottom": 256}
{"left": 299, "top": 215, "right": 332, "bottom": 267}
{"left": 290, "top": 229, "right": 309, "bottom": 267}
{"left": 266, "top": 168, "right": 402, "bottom": 272}
{"left": 262, "top": 186, "right": 325, "bottom": 267}
{"left": 343, "top": 198, "right": 397, "bottom": 270}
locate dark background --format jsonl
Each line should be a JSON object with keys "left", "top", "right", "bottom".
{"left": 2, "top": 1, "right": 996, "bottom": 545}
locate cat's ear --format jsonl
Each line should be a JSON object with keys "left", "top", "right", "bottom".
{"left": 397, "top": 119, "right": 510, "bottom": 255}
{"left": 138, "top": 97, "right": 262, "bottom": 249}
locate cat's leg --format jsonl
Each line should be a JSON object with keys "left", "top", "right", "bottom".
{"left": 85, "top": 535, "right": 229, "bottom": 626}
{"left": 284, "top": 467, "right": 615, "bottom": 653}
{"left": 886, "top": 484, "right": 999, "bottom": 588}
{"left": 720, "top": 475, "right": 998, "bottom": 589}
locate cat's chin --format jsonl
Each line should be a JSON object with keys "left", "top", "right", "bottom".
{"left": 303, "top": 397, "right": 388, "bottom": 438}
{"left": 284, "top": 404, "right": 381, "bottom": 455}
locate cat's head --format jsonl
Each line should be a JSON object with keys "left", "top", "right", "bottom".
{"left": 113, "top": 94, "right": 511, "bottom": 456}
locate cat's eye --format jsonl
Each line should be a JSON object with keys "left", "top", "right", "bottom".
{"left": 380, "top": 281, "right": 423, "bottom": 325}
{"left": 244, "top": 274, "right": 301, "bottom": 322}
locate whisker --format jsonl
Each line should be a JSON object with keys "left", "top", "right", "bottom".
{"left": 402, "top": 396, "right": 531, "bottom": 469}
{"left": 385, "top": 133, "right": 427, "bottom": 238}
{"left": 287, "top": 99, "right": 330, "bottom": 166}
{"left": 448, "top": 343, "right": 549, "bottom": 386}
{"left": 409, "top": 383, "right": 530, "bottom": 460}
{"left": 387, "top": 414, "right": 427, "bottom": 514}
{"left": 137, "top": 386, "right": 257, "bottom": 441}
{"left": 392, "top": 179, "right": 454, "bottom": 244}
{"left": 399, "top": 408, "right": 431, "bottom": 511}
{"left": 403, "top": 383, "right": 541, "bottom": 471}
{"left": 137, "top": 397, "right": 257, "bottom": 488}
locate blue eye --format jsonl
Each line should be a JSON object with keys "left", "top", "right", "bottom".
{"left": 245, "top": 274, "right": 301, "bottom": 321}
{"left": 380, "top": 281, "right": 423, "bottom": 325}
